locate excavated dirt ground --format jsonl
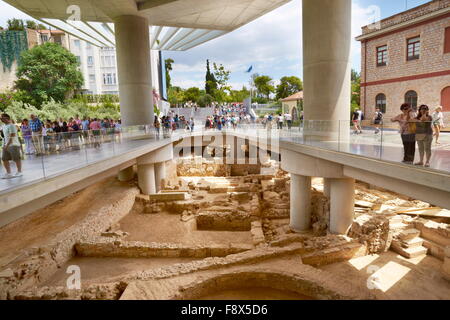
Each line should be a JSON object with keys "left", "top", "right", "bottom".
{"left": 120, "top": 209, "right": 254, "bottom": 246}
{"left": 1, "top": 156, "right": 449, "bottom": 300}
{"left": 42, "top": 257, "right": 197, "bottom": 287}
{"left": 0, "top": 178, "right": 135, "bottom": 268}
{"left": 319, "top": 251, "right": 450, "bottom": 300}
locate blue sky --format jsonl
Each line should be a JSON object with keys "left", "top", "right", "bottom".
{"left": 0, "top": 0, "right": 430, "bottom": 90}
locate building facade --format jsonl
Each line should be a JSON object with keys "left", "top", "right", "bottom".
{"left": 281, "top": 91, "right": 303, "bottom": 121}
{"left": 0, "top": 28, "right": 70, "bottom": 91}
{"left": 357, "top": 0, "right": 450, "bottom": 124}
{"left": 68, "top": 35, "right": 167, "bottom": 103}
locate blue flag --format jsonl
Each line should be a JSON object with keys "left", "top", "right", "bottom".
{"left": 246, "top": 65, "right": 253, "bottom": 73}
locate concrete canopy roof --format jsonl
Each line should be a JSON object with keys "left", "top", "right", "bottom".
{"left": 4, "top": 0, "right": 291, "bottom": 50}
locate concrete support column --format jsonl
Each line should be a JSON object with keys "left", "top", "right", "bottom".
{"left": 290, "top": 174, "right": 312, "bottom": 232}
{"left": 138, "top": 164, "right": 156, "bottom": 195}
{"left": 302, "top": 0, "right": 352, "bottom": 141}
{"left": 329, "top": 178, "right": 355, "bottom": 234}
{"left": 154, "top": 162, "right": 166, "bottom": 193}
{"left": 323, "top": 178, "right": 331, "bottom": 198}
{"left": 118, "top": 166, "right": 134, "bottom": 182}
{"left": 114, "top": 15, "right": 153, "bottom": 126}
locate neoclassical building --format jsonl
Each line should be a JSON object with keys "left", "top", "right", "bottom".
{"left": 356, "top": 0, "right": 450, "bottom": 124}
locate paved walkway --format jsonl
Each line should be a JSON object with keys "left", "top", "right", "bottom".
{"left": 0, "top": 126, "right": 448, "bottom": 195}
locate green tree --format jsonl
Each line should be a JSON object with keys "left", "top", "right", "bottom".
{"left": 351, "top": 69, "right": 361, "bottom": 113}
{"left": 197, "top": 93, "right": 214, "bottom": 107}
{"left": 7, "top": 18, "right": 24, "bottom": 31}
{"left": 211, "top": 62, "right": 231, "bottom": 102}
{"left": 14, "top": 42, "right": 84, "bottom": 107}
{"left": 183, "top": 87, "right": 201, "bottom": 103}
{"left": 276, "top": 76, "right": 303, "bottom": 100}
{"left": 168, "top": 86, "right": 185, "bottom": 107}
{"left": 165, "top": 58, "right": 174, "bottom": 89}
{"left": 229, "top": 86, "right": 250, "bottom": 103}
{"left": 253, "top": 75, "right": 275, "bottom": 100}
{"left": 205, "top": 59, "right": 217, "bottom": 95}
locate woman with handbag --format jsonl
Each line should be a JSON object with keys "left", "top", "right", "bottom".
{"left": 432, "top": 106, "right": 444, "bottom": 145}
{"left": 391, "top": 103, "right": 417, "bottom": 164}
{"left": 413, "top": 105, "right": 433, "bottom": 168}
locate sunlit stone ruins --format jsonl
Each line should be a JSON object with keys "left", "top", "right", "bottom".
{"left": 0, "top": 132, "right": 449, "bottom": 300}
{"left": 0, "top": 0, "right": 449, "bottom": 301}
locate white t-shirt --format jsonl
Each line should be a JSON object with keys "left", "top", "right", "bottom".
{"left": 284, "top": 114, "right": 292, "bottom": 121}
{"left": 3, "top": 124, "right": 20, "bottom": 147}
{"left": 278, "top": 115, "right": 284, "bottom": 122}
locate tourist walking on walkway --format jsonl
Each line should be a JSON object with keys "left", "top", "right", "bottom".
{"left": 20, "top": 119, "right": 34, "bottom": 155}
{"left": 189, "top": 117, "right": 195, "bottom": 133}
{"left": 30, "top": 114, "right": 44, "bottom": 156}
{"left": 391, "top": 103, "right": 417, "bottom": 164}
{"left": 1, "top": 114, "right": 22, "bottom": 179}
{"left": 154, "top": 116, "right": 161, "bottom": 138}
{"left": 70, "top": 120, "right": 81, "bottom": 150}
{"left": 81, "top": 117, "right": 90, "bottom": 145}
{"left": 413, "top": 105, "right": 433, "bottom": 168}
{"left": 284, "top": 112, "right": 292, "bottom": 130}
{"left": 277, "top": 114, "right": 284, "bottom": 130}
{"left": 432, "top": 106, "right": 444, "bottom": 145}
{"left": 89, "top": 118, "right": 101, "bottom": 148}
{"left": 373, "top": 107, "right": 383, "bottom": 134}
{"left": 352, "top": 109, "right": 364, "bottom": 134}
{"left": 61, "top": 122, "right": 70, "bottom": 150}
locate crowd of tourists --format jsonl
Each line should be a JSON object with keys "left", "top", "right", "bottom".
{"left": 260, "top": 113, "right": 295, "bottom": 130}
{"left": 391, "top": 104, "right": 445, "bottom": 168}
{"left": 0, "top": 113, "right": 122, "bottom": 179}
{"left": 205, "top": 105, "right": 253, "bottom": 130}
{"left": 154, "top": 113, "right": 195, "bottom": 137}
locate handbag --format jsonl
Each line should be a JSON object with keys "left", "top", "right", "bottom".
{"left": 408, "top": 122, "right": 416, "bottom": 134}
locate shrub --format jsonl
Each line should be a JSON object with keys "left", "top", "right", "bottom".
{"left": 0, "top": 92, "right": 13, "bottom": 111}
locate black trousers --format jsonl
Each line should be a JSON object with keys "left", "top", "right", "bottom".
{"left": 401, "top": 134, "right": 416, "bottom": 162}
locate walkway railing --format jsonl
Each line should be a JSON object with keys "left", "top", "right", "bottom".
{"left": 0, "top": 120, "right": 448, "bottom": 194}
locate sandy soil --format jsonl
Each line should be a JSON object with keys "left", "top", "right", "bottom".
{"left": 120, "top": 210, "right": 254, "bottom": 246}
{"left": 319, "top": 250, "right": 450, "bottom": 300}
{"left": 198, "top": 287, "right": 314, "bottom": 300}
{"left": 0, "top": 177, "right": 134, "bottom": 267}
{"left": 42, "top": 256, "right": 196, "bottom": 287}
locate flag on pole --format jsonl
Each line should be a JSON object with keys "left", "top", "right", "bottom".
{"left": 246, "top": 65, "right": 253, "bottom": 73}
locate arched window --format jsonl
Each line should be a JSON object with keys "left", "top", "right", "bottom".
{"left": 441, "top": 87, "right": 450, "bottom": 112}
{"left": 405, "top": 90, "right": 418, "bottom": 110}
{"left": 375, "top": 93, "right": 387, "bottom": 113}
{"left": 291, "top": 107, "right": 298, "bottom": 121}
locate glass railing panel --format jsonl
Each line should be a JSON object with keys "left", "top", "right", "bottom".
{"left": 40, "top": 131, "right": 89, "bottom": 177}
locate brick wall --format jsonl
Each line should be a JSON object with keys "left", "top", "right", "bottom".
{"left": 362, "top": 16, "right": 450, "bottom": 82}
{"left": 361, "top": 74, "right": 450, "bottom": 125}
{"left": 360, "top": 3, "right": 450, "bottom": 126}
{"left": 362, "top": 0, "right": 450, "bottom": 36}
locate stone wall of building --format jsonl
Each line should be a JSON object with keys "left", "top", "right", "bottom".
{"left": 361, "top": 74, "right": 450, "bottom": 122}
{"left": 360, "top": 1, "right": 450, "bottom": 122}
{"left": 361, "top": 0, "right": 450, "bottom": 36}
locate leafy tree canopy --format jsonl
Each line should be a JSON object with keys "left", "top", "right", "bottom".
{"left": 165, "top": 58, "right": 174, "bottom": 89}
{"left": 253, "top": 75, "right": 275, "bottom": 99}
{"left": 276, "top": 76, "right": 303, "bottom": 100}
{"left": 183, "top": 87, "right": 201, "bottom": 103}
{"left": 205, "top": 59, "right": 217, "bottom": 95}
{"left": 14, "top": 42, "right": 84, "bottom": 107}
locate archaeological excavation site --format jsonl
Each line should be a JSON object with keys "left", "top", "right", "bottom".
{"left": 0, "top": 139, "right": 449, "bottom": 301}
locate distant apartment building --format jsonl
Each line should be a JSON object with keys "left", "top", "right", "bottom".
{"left": 356, "top": 0, "right": 450, "bottom": 122}
{"left": 0, "top": 28, "right": 168, "bottom": 112}
{"left": 67, "top": 36, "right": 167, "bottom": 106}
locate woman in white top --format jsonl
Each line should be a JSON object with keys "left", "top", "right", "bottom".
{"left": 432, "top": 106, "right": 444, "bottom": 145}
